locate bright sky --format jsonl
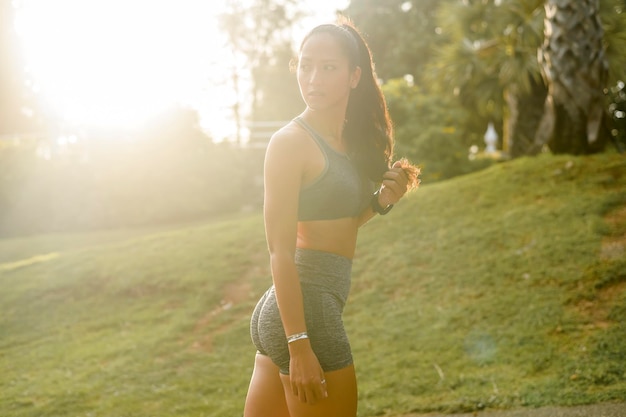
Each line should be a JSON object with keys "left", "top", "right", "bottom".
{"left": 13, "top": 0, "right": 349, "bottom": 141}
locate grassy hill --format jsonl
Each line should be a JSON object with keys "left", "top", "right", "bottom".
{"left": 1, "top": 152, "right": 625, "bottom": 417}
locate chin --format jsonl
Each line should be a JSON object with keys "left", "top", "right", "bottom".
{"left": 305, "top": 99, "right": 345, "bottom": 113}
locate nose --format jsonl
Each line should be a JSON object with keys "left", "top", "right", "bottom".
{"left": 308, "top": 66, "right": 322, "bottom": 86}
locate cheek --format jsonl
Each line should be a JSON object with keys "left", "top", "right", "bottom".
{"left": 331, "top": 75, "right": 354, "bottom": 93}
{"left": 296, "top": 74, "right": 308, "bottom": 96}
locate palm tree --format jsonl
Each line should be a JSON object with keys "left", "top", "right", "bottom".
{"left": 491, "top": 0, "right": 547, "bottom": 157}
{"left": 431, "top": 0, "right": 547, "bottom": 157}
{"left": 532, "top": 0, "right": 609, "bottom": 154}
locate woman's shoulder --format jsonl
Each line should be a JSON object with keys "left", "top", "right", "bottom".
{"left": 267, "top": 120, "right": 315, "bottom": 156}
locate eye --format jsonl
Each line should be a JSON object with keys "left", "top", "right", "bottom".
{"left": 299, "top": 64, "right": 311, "bottom": 72}
{"left": 324, "top": 64, "right": 336, "bottom": 71}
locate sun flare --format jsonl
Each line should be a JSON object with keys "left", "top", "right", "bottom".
{"left": 14, "top": 0, "right": 235, "bottom": 137}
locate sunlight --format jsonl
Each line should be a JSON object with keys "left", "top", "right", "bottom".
{"left": 14, "top": 0, "right": 232, "bottom": 136}
{"left": 12, "top": 0, "right": 348, "bottom": 141}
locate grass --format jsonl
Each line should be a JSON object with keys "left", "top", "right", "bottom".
{"left": 1, "top": 152, "right": 625, "bottom": 417}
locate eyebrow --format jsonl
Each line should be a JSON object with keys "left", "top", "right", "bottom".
{"left": 299, "top": 57, "right": 341, "bottom": 63}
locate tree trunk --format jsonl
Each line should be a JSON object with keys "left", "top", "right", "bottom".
{"left": 533, "top": 0, "right": 609, "bottom": 154}
{"left": 0, "top": 0, "right": 34, "bottom": 135}
{"left": 504, "top": 78, "right": 549, "bottom": 158}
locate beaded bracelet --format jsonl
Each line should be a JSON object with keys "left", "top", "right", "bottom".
{"left": 286, "top": 332, "right": 309, "bottom": 344}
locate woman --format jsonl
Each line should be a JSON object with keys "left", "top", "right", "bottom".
{"left": 244, "top": 19, "right": 420, "bottom": 417}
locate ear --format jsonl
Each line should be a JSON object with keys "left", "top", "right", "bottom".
{"left": 351, "top": 66, "right": 362, "bottom": 89}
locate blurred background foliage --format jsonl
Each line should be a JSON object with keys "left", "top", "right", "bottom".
{"left": 0, "top": 108, "right": 258, "bottom": 236}
{"left": 1, "top": 0, "right": 625, "bottom": 236}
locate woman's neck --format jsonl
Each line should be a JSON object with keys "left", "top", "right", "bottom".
{"left": 301, "top": 109, "right": 347, "bottom": 141}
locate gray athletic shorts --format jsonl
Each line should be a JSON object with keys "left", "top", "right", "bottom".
{"left": 249, "top": 248, "right": 353, "bottom": 374}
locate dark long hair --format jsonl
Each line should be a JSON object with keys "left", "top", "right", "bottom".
{"left": 298, "top": 19, "right": 394, "bottom": 182}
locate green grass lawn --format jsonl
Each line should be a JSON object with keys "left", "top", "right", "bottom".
{"left": 1, "top": 152, "right": 625, "bottom": 417}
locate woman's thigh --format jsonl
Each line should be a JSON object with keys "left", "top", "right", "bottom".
{"left": 280, "top": 364, "right": 357, "bottom": 417}
{"left": 243, "top": 353, "right": 290, "bottom": 417}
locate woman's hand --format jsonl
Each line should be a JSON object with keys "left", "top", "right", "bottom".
{"left": 378, "top": 159, "right": 419, "bottom": 207}
{"left": 288, "top": 339, "right": 327, "bottom": 405}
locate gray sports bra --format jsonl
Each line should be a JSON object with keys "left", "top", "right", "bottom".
{"left": 294, "top": 117, "right": 373, "bottom": 221}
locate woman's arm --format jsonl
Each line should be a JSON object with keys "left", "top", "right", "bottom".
{"left": 264, "top": 130, "right": 305, "bottom": 340}
{"left": 263, "top": 130, "right": 327, "bottom": 405}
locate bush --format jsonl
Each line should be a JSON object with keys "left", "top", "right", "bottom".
{"left": 0, "top": 128, "right": 264, "bottom": 237}
{"left": 383, "top": 77, "right": 494, "bottom": 182}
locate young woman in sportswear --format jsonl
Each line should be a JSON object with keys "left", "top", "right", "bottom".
{"left": 244, "top": 19, "right": 420, "bottom": 417}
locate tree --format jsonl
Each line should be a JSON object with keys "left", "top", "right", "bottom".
{"left": 341, "top": 0, "right": 450, "bottom": 82}
{"left": 0, "top": 0, "right": 37, "bottom": 135}
{"left": 383, "top": 77, "right": 493, "bottom": 181}
{"left": 248, "top": 40, "right": 302, "bottom": 123}
{"left": 428, "top": 0, "right": 625, "bottom": 157}
{"left": 345, "top": 0, "right": 546, "bottom": 157}
{"left": 219, "top": 0, "right": 302, "bottom": 144}
{"left": 607, "top": 80, "right": 626, "bottom": 151}
{"left": 532, "top": 0, "right": 610, "bottom": 154}
{"left": 596, "top": 0, "right": 626, "bottom": 152}
{"left": 492, "top": 0, "right": 548, "bottom": 157}
{"left": 431, "top": 0, "right": 547, "bottom": 157}
{"left": 600, "top": 0, "right": 626, "bottom": 85}
{"left": 343, "top": 0, "right": 626, "bottom": 159}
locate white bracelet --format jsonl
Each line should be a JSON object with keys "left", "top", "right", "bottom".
{"left": 286, "top": 332, "right": 309, "bottom": 344}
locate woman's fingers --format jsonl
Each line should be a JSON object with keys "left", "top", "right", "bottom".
{"left": 314, "top": 375, "right": 327, "bottom": 402}
{"left": 383, "top": 166, "right": 409, "bottom": 186}
{"left": 292, "top": 375, "right": 327, "bottom": 405}
{"left": 380, "top": 165, "right": 410, "bottom": 205}
{"left": 288, "top": 350, "right": 327, "bottom": 404}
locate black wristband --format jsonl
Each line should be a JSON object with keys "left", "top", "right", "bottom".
{"left": 371, "top": 189, "right": 393, "bottom": 215}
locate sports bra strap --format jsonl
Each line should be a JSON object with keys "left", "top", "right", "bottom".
{"left": 293, "top": 117, "right": 344, "bottom": 157}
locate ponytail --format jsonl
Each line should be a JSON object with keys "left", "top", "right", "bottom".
{"left": 339, "top": 21, "right": 393, "bottom": 182}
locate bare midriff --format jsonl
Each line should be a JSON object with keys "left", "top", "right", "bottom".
{"left": 296, "top": 218, "right": 360, "bottom": 259}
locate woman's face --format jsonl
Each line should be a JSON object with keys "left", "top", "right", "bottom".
{"left": 297, "top": 32, "right": 361, "bottom": 112}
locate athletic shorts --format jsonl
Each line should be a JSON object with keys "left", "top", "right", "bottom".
{"left": 249, "top": 248, "right": 353, "bottom": 374}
